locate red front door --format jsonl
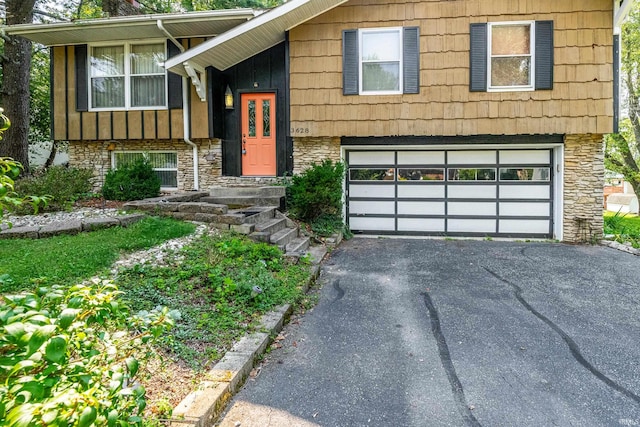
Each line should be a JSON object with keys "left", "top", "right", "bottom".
{"left": 241, "top": 93, "right": 276, "bottom": 176}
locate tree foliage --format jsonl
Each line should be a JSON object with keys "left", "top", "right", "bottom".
{"left": 606, "top": 3, "right": 640, "bottom": 196}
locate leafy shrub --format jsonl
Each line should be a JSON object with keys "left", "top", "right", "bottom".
{"left": 0, "top": 280, "right": 179, "bottom": 426}
{"left": 287, "top": 159, "right": 345, "bottom": 222}
{"left": 14, "top": 166, "right": 93, "bottom": 212}
{"left": 102, "top": 158, "right": 161, "bottom": 201}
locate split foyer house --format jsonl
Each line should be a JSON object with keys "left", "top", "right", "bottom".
{"left": 5, "top": 0, "right": 635, "bottom": 242}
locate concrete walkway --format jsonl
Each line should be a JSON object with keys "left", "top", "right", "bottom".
{"left": 218, "top": 238, "right": 640, "bottom": 427}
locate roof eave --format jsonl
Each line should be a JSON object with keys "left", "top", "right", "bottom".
{"left": 165, "top": 0, "right": 348, "bottom": 76}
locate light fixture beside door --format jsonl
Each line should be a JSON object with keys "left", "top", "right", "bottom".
{"left": 224, "top": 85, "right": 234, "bottom": 110}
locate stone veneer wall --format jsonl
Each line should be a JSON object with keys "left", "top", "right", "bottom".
{"left": 293, "top": 137, "right": 341, "bottom": 174}
{"left": 69, "top": 139, "right": 224, "bottom": 192}
{"left": 68, "top": 139, "right": 284, "bottom": 191}
{"left": 563, "top": 134, "right": 604, "bottom": 243}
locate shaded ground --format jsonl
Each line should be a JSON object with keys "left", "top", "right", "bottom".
{"left": 219, "top": 238, "right": 640, "bottom": 427}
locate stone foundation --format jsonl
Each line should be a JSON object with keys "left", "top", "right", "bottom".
{"left": 293, "top": 136, "right": 341, "bottom": 174}
{"left": 563, "top": 134, "right": 604, "bottom": 243}
{"left": 68, "top": 139, "right": 224, "bottom": 192}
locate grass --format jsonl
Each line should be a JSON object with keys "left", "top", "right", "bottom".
{"left": 0, "top": 216, "right": 196, "bottom": 293}
{"left": 114, "top": 233, "right": 311, "bottom": 371}
{"left": 604, "top": 210, "right": 640, "bottom": 247}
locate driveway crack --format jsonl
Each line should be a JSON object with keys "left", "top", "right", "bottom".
{"left": 482, "top": 266, "right": 640, "bottom": 405}
{"left": 422, "top": 292, "right": 483, "bottom": 427}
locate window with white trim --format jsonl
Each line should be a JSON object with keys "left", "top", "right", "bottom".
{"left": 343, "top": 27, "right": 419, "bottom": 96}
{"left": 360, "top": 28, "right": 403, "bottom": 94}
{"left": 113, "top": 152, "right": 177, "bottom": 188}
{"left": 90, "top": 42, "right": 166, "bottom": 110}
{"left": 488, "top": 21, "right": 534, "bottom": 90}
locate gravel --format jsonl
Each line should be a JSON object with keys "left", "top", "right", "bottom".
{"left": 3, "top": 207, "right": 127, "bottom": 229}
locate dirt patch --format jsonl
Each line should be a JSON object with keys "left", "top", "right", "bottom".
{"left": 75, "top": 197, "right": 126, "bottom": 210}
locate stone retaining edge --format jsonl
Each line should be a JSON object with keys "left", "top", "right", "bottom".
{"left": 599, "top": 239, "right": 640, "bottom": 256}
{"left": 168, "top": 251, "right": 327, "bottom": 427}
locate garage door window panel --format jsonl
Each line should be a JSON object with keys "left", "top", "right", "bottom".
{"left": 499, "top": 167, "right": 550, "bottom": 181}
{"left": 350, "top": 168, "right": 395, "bottom": 181}
{"left": 398, "top": 168, "right": 444, "bottom": 181}
{"left": 448, "top": 168, "right": 496, "bottom": 181}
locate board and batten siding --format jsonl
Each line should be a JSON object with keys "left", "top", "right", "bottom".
{"left": 51, "top": 38, "right": 209, "bottom": 142}
{"left": 288, "top": 0, "right": 615, "bottom": 137}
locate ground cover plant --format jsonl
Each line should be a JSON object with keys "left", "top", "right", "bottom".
{"left": 604, "top": 210, "right": 640, "bottom": 247}
{"left": 114, "top": 233, "right": 311, "bottom": 371}
{"left": 0, "top": 281, "right": 178, "bottom": 427}
{"left": 0, "top": 217, "right": 195, "bottom": 293}
{"left": 13, "top": 166, "right": 94, "bottom": 213}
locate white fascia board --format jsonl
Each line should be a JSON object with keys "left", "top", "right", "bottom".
{"left": 164, "top": 0, "right": 347, "bottom": 74}
{"left": 615, "top": 0, "right": 636, "bottom": 33}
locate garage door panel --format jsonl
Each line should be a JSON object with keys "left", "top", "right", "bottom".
{"left": 349, "top": 217, "right": 395, "bottom": 231}
{"left": 448, "top": 219, "right": 496, "bottom": 233}
{"left": 448, "top": 202, "right": 496, "bottom": 216}
{"left": 397, "top": 151, "right": 445, "bottom": 165}
{"left": 346, "top": 148, "right": 553, "bottom": 237}
{"left": 398, "top": 218, "right": 445, "bottom": 232}
{"left": 499, "top": 150, "right": 550, "bottom": 164}
{"left": 499, "top": 220, "right": 550, "bottom": 234}
{"left": 398, "top": 201, "right": 445, "bottom": 215}
{"left": 448, "top": 185, "right": 496, "bottom": 199}
{"left": 350, "top": 201, "right": 395, "bottom": 215}
{"left": 500, "top": 202, "right": 550, "bottom": 217}
{"left": 448, "top": 150, "right": 496, "bottom": 164}
{"left": 349, "top": 185, "right": 395, "bottom": 198}
{"left": 349, "top": 151, "right": 394, "bottom": 165}
{"left": 499, "top": 185, "right": 550, "bottom": 199}
{"left": 398, "top": 185, "right": 445, "bottom": 198}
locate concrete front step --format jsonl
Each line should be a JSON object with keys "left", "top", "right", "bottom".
{"left": 255, "top": 218, "right": 287, "bottom": 235}
{"left": 201, "top": 196, "right": 284, "bottom": 209}
{"left": 209, "top": 186, "right": 285, "bottom": 198}
{"left": 285, "top": 236, "right": 310, "bottom": 254}
{"left": 270, "top": 227, "right": 298, "bottom": 247}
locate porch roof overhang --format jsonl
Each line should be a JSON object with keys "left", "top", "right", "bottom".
{"left": 2, "top": 9, "right": 258, "bottom": 46}
{"left": 164, "top": 0, "right": 348, "bottom": 77}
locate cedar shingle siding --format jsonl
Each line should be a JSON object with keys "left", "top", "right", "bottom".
{"left": 289, "top": 0, "right": 614, "bottom": 137}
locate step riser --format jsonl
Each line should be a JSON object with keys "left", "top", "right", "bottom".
{"left": 270, "top": 228, "right": 298, "bottom": 247}
{"left": 255, "top": 219, "right": 287, "bottom": 234}
{"left": 242, "top": 208, "right": 276, "bottom": 224}
{"left": 201, "top": 196, "right": 284, "bottom": 208}
{"left": 209, "top": 186, "right": 286, "bottom": 198}
{"left": 286, "top": 237, "right": 310, "bottom": 254}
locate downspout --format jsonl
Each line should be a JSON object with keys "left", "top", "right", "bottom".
{"left": 157, "top": 19, "right": 199, "bottom": 191}
{"left": 182, "top": 76, "right": 199, "bottom": 191}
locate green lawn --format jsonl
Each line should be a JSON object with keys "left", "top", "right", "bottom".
{"left": 0, "top": 216, "right": 196, "bottom": 293}
{"left": 604, "top": 211, "right": 640, "bottom": 247}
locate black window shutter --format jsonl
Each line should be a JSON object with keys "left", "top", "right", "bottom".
{"left": 535, "top": 20, "right": 554, "bottom": 90}
{"left": 75, "top": 44, "right": 88, "bottom": 111}
{"left": 469, "top": 23, "right": 487, "bottom": 92}
{"left": 166, "top": 40, "right": 183, "bottom": 109}
{"left": 343, "top": 29, "right": 359, "bottom": 95}
{"left": 403, "top": 27, "right": 420, "bottom": 94}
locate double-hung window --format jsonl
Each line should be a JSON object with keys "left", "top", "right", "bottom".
{"left": 90, "top": 41, "right": 166, "bottom": 110}
{"left": 488, "top": 22, "right": 534, "bottom": 90}
{"left": 343, "top": 27, "right": 420, "bottom": 96}
{"left": 360, "top": 28, "right": 403, "bottom": 94}
{"left": 470, "top": 21, "right": 553, "bottom": 92}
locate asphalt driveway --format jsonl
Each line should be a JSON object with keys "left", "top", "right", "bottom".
{"left": 219, "top": 238, "right": 640, "bottom": 427}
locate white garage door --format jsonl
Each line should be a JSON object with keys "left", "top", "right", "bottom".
{"left": 346, "top": 149, "right": 553, "bottom": 237}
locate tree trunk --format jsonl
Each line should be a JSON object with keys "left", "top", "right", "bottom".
{"left": 102, "top": 0, "right": 141, "bottom": 17}
{"left": 0, "top": 0, "right": 36, "bottom": 173}
{"left": 43, "top": 140, "right": 58, "bottom": 169}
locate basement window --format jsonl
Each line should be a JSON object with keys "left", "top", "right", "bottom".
{"left": 112, "top": 151, "right": 177, "bottom": 188}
